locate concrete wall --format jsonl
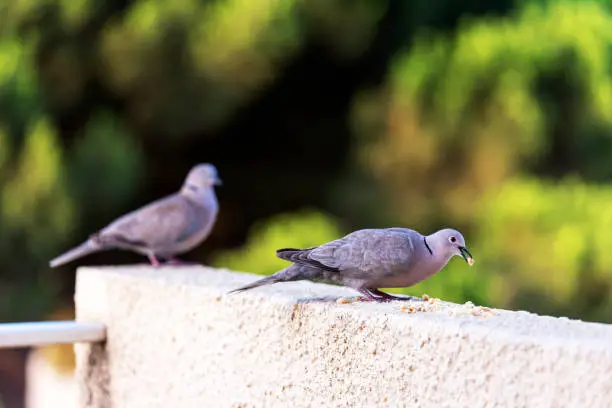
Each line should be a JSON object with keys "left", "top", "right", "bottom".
{"left": 74, "top": 266, "right": 612, "bottom": 408}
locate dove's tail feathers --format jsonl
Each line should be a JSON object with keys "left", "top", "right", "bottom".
{"left": 49, "top": 240, "right": 101, "bottom": 268}
{"left": 276, "top": 247, "right": 338, "bottom": 273}
{"left": 228, "top": 267, "right": 300, "bottom": 295}
{"left": 227, "top": 275, "right": 281, "bottom": 294}
{"left": 276, "top": 247, "right": 316, "bottom": 262}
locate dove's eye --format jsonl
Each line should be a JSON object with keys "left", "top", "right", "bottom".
{"left": 449, "top": 236, "right": 457, "bottom": 244}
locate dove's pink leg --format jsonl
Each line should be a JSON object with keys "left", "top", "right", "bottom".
{"left": 147, "top": 254, "right": 161, "bottom": 267}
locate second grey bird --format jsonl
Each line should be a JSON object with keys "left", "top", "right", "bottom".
{"left": 229, "top": 227, "right": 474, "bottom": 302}
{"left": 49, "top": 163, "right": 221, "bottom": 268}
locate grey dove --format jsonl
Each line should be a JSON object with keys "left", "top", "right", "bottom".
{"left": 229, "top": 227, "right": 474, "bottom": 302}
{"left": 49, "top": 163, "right": 221, "bottom": 268}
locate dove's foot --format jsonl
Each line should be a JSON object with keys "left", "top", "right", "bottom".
{"left": 368, "top": 288, "right": 418, "bottom": 302}
{"left": 357, "top": 289, "right": 380, "bottom": 302}
{"left": 164, "top": 258, "right": 200, "bottom": 266}
{"left": 357, "top": 289, "right": 396, "bottom": 303}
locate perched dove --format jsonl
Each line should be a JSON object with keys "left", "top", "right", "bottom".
{"left": 49, "top": 163, "right": 221, "bottom": 268}
{"left": 229, "top": 227, "right": 474, "bottom": 302}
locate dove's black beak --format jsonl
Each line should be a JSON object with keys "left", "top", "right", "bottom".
{"left": 459, "top": 246, "right": 474, "bottom": 266}
{"left": 214, "top": 177, "right": 223, "bottom": 186}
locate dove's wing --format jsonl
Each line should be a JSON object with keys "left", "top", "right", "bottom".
{"left": 278, "top": 229, "right": 417, "bottom": 279}
{"left": 98, "top": 194, "right": 195, "bottom": 250}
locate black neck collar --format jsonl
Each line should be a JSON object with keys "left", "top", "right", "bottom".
{"left": 423, "top": 237, "right": 433, "bottom": 255}
{"left": 184, "top": 183, "right": 199, "bottom": 192}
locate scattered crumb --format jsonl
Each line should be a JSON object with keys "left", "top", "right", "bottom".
{"left": 471, "top": 306, "right": 497, "bottom": 318}
{"left": 449, "top": 303, "right": 497, "bottom": 318}
{"left": 400, "top": 304, "right": 418, "bottom": 314}
{"left": 398, "top": 297, "right": 497, "bottom": 319}
{"left": 336, "top": 296, "right": 362, "bottom": 304}
{"left": 400, "top": 302, "right": 427, "bottom": 314}
{"left": 467, "top": 257, "right": 475, "bottom": 266}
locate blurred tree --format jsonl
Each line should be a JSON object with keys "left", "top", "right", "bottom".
{"left": 0, "top": 36, "right": 72, "bottom": 321}
{"left": 474, "top": 177, "right": 612, "bottom": 323}
{"left": 352, "top": 1, "right": 612, "bottom": 228}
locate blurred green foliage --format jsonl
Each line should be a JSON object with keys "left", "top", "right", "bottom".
{"left": 212, "top": 210, "right": 343, "bottom": 274}
{"left": 0, "top": 32, "right": 145, "bottom": 323}
{"left": 354, "top": 0, "right": 612, "bottom": 226}
{"left": 475, "top": 177, "right": 612, "bottom": 322}
{"left": 0, "top": 0, "right": 611, "bottom": 373}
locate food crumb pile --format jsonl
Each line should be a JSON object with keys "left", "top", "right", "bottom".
{"left": 336, "top": 296, "right": 363, "bottom": 305}
{"left": 335, "top": 293, "right": 498, "bottom": 318}
{"left": 399, "top": 296, "right": 497, "bottom": 318}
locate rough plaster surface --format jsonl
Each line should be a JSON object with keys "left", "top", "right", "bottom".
{"left": 74, "top": 266, "right": 612, "bottom": 408}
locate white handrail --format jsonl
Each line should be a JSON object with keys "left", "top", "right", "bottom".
{"left": 0, "top": 320, "right": 106, "bottom": 348}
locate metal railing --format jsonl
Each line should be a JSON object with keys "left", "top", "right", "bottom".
{"left": 0, "top": 321, "right": 106, "bottom": 348}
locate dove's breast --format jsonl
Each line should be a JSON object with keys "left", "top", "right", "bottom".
{"left": 370, "top": 262, "right": 443, "bottom": 288}
{"left": 366, "top": 245, "right": 451, "bottom": 289}
{"left": 158, "top": 193, "right": 219, "bottom": 256}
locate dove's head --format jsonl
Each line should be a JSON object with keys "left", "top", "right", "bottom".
{"left": 182, "top": 163, "right": 222, "bottom": 194}
{"left": 429, "top": 228, "right": 474, "bottom": 266}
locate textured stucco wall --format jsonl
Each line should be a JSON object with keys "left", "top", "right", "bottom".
{"left": 74, "top": 266, "right": 612, "bottom": 408}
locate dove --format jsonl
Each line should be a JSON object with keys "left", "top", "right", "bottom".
{"left": 49, "top": 163, "right": 221, "bottom": 268}
{"left": 228, "top": 227, "right": 474, "bottom": 302}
